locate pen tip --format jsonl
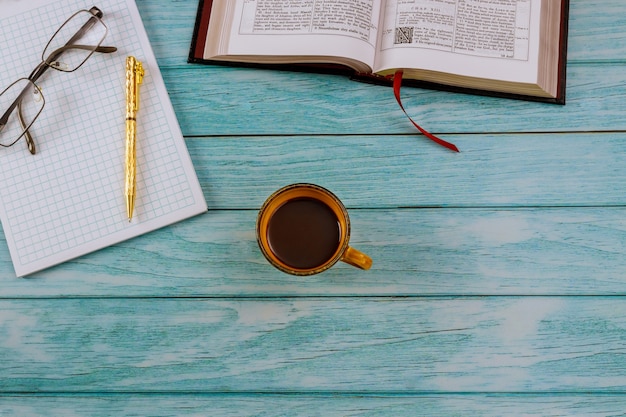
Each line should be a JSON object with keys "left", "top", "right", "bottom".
{"left": 126, "top": 197, "right": 134, "bottom": 222}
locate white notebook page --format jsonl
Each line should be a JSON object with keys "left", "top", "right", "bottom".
{"left": 0, "top": 0, "right": 207, "bottom": 276}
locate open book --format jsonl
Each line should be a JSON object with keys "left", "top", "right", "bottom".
{"left": 190, "top": 0, "right": 569, "bottom": 104}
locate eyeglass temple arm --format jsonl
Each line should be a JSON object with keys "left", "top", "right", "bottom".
{"left": 30, "top": 44, "right": 117, "bottom": 82}
{"left": 16, "top": 102, "right": 37, "bottom": 154}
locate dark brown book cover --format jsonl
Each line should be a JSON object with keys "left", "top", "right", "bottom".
{"left": 189, "top": 0, "right": 570, "bottom": 104}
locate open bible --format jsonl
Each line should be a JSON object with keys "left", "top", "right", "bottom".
{"left": 190, "top": 0, "right": 569, "bottom": 104}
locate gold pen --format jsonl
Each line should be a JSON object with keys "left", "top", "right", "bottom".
{"left": 125, "top": 56, "right": 144, "bottom": 221}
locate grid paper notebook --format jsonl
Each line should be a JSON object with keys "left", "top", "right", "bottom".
{"left": 0, "top": 0, "right": 207, "bottom": 276}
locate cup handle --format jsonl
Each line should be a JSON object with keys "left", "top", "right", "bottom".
{"left": 341, "top": 246, "right": 372, "bottom": 270}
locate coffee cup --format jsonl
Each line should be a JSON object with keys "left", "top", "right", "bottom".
{"left": 256, "top": 183, "right": 372, "bottom": 275}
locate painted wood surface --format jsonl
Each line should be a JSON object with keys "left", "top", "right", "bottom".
{"left": 1, "top": 207, "right": 626, "bottom": 297}
{"left": 2, "top": 0, "right": 626, "bottom": 415}
{"left": 162, "top": 65, "right": 626, "bottom": 136}
{"left": 2, "top": 394, "right": 625, "bottom": 417}
{"left": 1, "top": 297, "right": 625, "bottom": 392}
{"left": 184, "top": 133, "right": 626, "bottom": 209}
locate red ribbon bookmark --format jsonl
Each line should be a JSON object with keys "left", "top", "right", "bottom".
{"left": 393, "top": 70, "right": 459, "bottom": 153}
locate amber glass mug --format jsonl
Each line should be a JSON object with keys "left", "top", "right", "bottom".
{"left": 256, "top": 183, "right": 372, "bottom": 275}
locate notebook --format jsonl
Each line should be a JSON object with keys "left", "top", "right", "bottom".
{"left": 0, "top": 0, "right": 208, "bottom": 276}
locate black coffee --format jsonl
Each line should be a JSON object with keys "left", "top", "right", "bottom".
{"left": 267, "top": 197, "right": 341, "bottom": 269}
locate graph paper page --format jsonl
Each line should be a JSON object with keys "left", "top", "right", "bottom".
{"left": 0, "top": 0, "right": 207, "bottom": 276}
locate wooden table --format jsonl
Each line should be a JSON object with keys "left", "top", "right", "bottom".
{"left": 2, "top": 0, "right": 625, "bottom": 415}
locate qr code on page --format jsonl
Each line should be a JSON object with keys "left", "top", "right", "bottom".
{"left": 394, "top": 27, "right": 413, "bottom": 44}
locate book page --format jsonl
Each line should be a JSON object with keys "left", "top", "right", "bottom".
{"left": 214, "top": 0, "right": 383, "bottom": 72}
{"left": 374, "top": 0, "right": 542, "bottom": 85}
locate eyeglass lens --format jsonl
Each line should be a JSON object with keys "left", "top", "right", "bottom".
{"left": 0, "top": 79, "right": 44, "bottom": 148}
{"left": 42, "top": 9, "right": 107, "bottom": 72}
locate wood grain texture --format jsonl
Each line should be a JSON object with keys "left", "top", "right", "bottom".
{"left": 163, "top": 64, "right": 626, "bottom": 136}
{"left": 1, "top": 207, "right": 625, "bottom": 296}
{"left": 186, "top": 133, "right": 626, "bottom": 209}
{"left": 1, "top": 297, "right": 625, "bottom": 392}
{"left": 1, "top": 394, "right": 626, "bottom": 417}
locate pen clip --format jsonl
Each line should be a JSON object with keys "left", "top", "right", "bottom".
{"left": 133, "top": 60, "right": 144, "bottom": 112}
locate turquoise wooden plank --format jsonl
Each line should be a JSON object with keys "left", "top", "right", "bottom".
{"left": 136, "top": 0, "right": 626, "bottom": 66}
{"left": 1, "top": 207, "right": 626, "bottom": 297}
{"left": 0, "top": 297, "right": 624, "bottom": 392}
{"left": 163, "top": 63, "right": 626, "bottom": 136}
{"left": 568, "top": 0, "right": 626, "bottom": 62}
{"left": 188, "top": 133, "right": 626, "bottom": 209}
{"left": 136, "top": 0, "right": 197, "bottom": 67}
{"left": 1, "top": 394, "right": 626, "bottom": 416}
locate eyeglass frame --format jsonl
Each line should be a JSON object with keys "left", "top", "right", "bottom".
{"left": 0, "top": 6, "right": 117, "bottom": 155}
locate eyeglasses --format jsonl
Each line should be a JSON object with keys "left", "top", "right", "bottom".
{"left": 0, "top": 7, "right": 117, "bottom": 155}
